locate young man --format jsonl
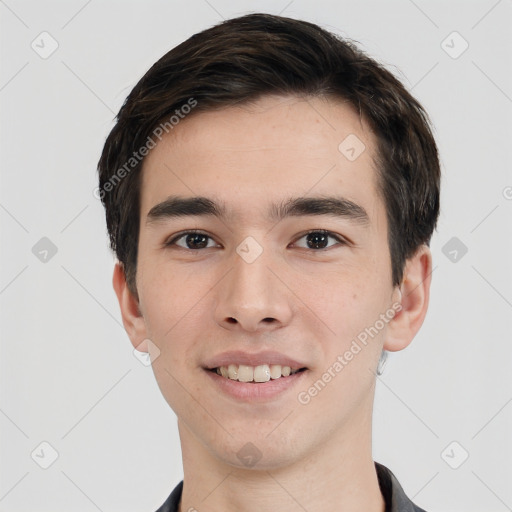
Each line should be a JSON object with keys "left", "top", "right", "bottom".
{"left": 98, "top": 13, "right": 439, "bottom": 512}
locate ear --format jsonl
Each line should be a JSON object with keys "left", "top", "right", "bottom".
{"left": 112, "top": 262, "right": 149, "bottom": 352}
{"left": 384, "top": 245, "right": 432, "bottom": 352}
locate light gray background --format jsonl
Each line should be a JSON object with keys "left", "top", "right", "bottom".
{"left": 1, "top": 0, "right": 511, "bottom": 511}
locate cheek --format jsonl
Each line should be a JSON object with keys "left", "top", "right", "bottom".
{"left": 136, "top": 252, "right": 226, "bottom": 372}
{"left": 302, "top": 259, "right": 386, "bottom": 322}
{"left": 136, "top": 256, "right": 199, "bottom": 350}
{"left": 304, "top": 268, "right": 392, "bottom": 372}
{"left": 138, "top": 242, "right": 206, "bottom": 312}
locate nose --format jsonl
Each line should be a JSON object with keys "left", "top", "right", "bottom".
{"left": 214, "top": 242, "right": 294, "bottom": 332}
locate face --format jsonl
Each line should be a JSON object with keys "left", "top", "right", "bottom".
{"left": 118, "top": 95, "right": 411, "bottom": 469}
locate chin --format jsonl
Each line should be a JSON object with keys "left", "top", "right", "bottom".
{"left": 209, "top": 431, "right": 306, "bottom": 472}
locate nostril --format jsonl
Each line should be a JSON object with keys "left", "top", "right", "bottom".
{"left": 227, "top": 317, "right": 237, "bottom": 324}
{"left": 263, "top": 317, "right": 275, "bottom": 323}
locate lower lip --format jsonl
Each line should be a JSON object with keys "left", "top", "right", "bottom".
{"left": 204, "top": 369, "right": 308, "bottom": 402}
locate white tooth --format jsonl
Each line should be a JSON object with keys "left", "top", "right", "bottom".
{"left": 220, "top": 364, "right": 297, "bottom": 381}
{"left": 269, "top": 364, "right": 282, "bottom": 379}
{"left": 228, "top": 364, "right": 238, "bottom": 380}
{"left": 254, "top": 364, "right": 271, "bottom": 382}
{"left": 237, "top": 365, "right": 254, "bottom": 382}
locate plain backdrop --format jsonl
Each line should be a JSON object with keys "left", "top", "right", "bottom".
{"left": 1, "top": 1, "right": 511, "bottom": 511}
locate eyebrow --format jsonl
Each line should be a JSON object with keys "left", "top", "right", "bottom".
{"left": 146, "top": 195, "right": 370, "bottom": 226}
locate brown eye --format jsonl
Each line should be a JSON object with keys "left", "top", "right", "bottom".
{"left": 293, "top": 230, "right": 345, "bottom": 250}
{"left": 166, "top": 231, "right": 218, "bottom": 250}
{"left": 306, "top": 232, "right": 329, "bottom": 249}
{"left": 184, "top": 233, "right": 209, "bottom": 249}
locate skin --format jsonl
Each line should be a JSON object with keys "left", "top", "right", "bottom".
{"left": 113, "top": 95, "right": 432, "bottom": 512}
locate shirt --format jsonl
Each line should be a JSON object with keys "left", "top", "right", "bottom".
{"left": 154, "top": 462, "right": 427, "bottom": 512}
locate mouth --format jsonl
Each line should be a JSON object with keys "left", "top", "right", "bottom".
{"left": 208, "top": 364, "right": 307, "bottom": 383}
{"left": 203, "top": 350, "right": 309, "bottom": 400}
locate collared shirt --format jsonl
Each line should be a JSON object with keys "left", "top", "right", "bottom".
{"left": 154, "top": 462, "right": 427, "bottom": 512}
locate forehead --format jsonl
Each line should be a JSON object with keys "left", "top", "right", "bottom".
{"left": 139, "top": 95, "right": 384, "bottom": 227}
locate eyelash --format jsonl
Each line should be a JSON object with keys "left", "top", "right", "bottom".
{"left": 164, "top": 229, "right": 347, "bottom": 251}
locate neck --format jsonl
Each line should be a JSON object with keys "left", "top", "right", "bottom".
{"left": 176, "top": 397, "right": 385, "bottom": 512}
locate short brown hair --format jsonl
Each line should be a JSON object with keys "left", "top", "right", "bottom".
{"left": 98, "top": 13, "right": 440, "bottom": 294}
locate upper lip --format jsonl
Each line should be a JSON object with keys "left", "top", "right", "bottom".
{"left": 203, "top": 350, "right": 308, "bottom": 370}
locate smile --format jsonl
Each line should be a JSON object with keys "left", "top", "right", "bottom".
{"left": 212, "top": 364, "right": 305, "bottom": 383}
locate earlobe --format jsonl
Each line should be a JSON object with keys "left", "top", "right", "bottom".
{"left": 112, "top": 262, "right": 149, "bottom": 351}
{"left": 384, "top": 245, "right": 432, "bottom": 352}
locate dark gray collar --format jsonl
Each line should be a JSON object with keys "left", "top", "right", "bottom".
{"left": 375, "top": 462, "right": 427, "bottom": 512}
